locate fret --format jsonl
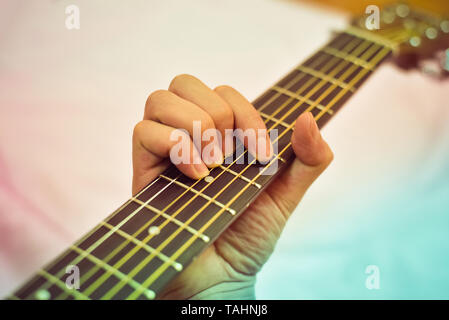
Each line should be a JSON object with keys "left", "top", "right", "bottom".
{"left": 296, "top": 65, "right": 356, "bottom": 93}
{"left": 38, "top": 269, "right": 89, "bottom": 300}
{"left": 260, "top": 111, "right": 292, "bottom": 129}
{"left": 100, "top": 221, "right": 183, "bottom": 271}
{"left": 321, "top": 46, "right": 375, "bottom": 71}
{"left": 218, "top": 164, "right": 262, "bottom": 189}
{"left": 70, "top": 245, "right": 156, "bottom": 299}
{"left": 315, "top": 46, "right": 392, "bottom": 120}
{"left": 134, "top": 174, "right": 177, "bottom": 203}
{"left": 271, "top": 85, "right": 334, "bottom": 115}
{"left": 344, "top": 26, "right": 397, "bottom": 51}
{"left": 132, "top": 197, "right": 211, "bottom": 241}
{"left": 158, "top": 174, "right": 237, "bottom": 215}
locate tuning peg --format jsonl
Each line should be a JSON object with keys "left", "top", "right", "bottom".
{"left": 419, "top": 49, "right": 449, "bottom": 79}
{"left": 396, "top": 4, "right": 410, "bottom": 18}
{"left": 425, "top": 27, "right": 438, "bottom": 39}
{"left": 409, "top": 36, "right": 421, "bottom": 47}
{"left": 441, "top": 20, "right": 449, "bottom": 33}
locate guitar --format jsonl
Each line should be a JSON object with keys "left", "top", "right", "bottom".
{"left": 7, "top": 2, "right": 449, "bottom": 300}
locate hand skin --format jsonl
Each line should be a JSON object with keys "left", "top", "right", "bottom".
{"left": 132, "top": 74, "right": 334, "bottom": 299}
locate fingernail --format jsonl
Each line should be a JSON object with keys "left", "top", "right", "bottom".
{"left": 194, "top": 161, "right": 209, "bottom": 178}
{"left": 256, "top": 136, "right": 273, "bottom": 163}
{"left": 204, "top": 143, "right": 224, "bottom": 167}
{"left": 223, "top": 131, "right": 235, "bottom": 157}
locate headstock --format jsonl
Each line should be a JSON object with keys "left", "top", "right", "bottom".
{"left": 353, "top": 2, "right": 449, "bottom": 77}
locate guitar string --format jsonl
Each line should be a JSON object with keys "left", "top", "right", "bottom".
{"left": 125, "top": 44, "right": 394, "bottom": 299}
{"left": 100, "top": 38, "right": 386, "bottom": 299}
{"left": 49, "top": 37, "right": 355, "bottom": 300}
{"left": 26, "top": 33, "right": 374, "bottom": 298}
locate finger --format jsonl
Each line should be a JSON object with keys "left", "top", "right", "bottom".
{"left": 132, "top": 120, "right": 209, "bottom": 194}
{"left": 214, "top": 85, "right": 273, "bottom": 162}
{"left": 168, "top": 74, "right": 234, "bottom": 155}
{"left": 265, "top": 112, "right": 334, "bottom": 213}
{"left": 144, "top": 89, "right": 223, "bottom": 167}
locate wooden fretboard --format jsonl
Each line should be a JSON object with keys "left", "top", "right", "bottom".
{"left": 9, "top": 30, "right": 393, "bottom": 300}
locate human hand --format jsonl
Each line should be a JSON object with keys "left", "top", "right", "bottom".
{"left": 132, "top": 74, "right": 333, "bottom": 299}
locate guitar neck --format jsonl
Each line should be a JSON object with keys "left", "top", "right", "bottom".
{"left": 9, "top": 28, "right": 393, "bottom": 300}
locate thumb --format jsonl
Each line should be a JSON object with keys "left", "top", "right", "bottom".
{"left": 266, "top": 112, "right": 334, "bottom": 213}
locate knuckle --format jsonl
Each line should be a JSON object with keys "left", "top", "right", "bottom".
{"left": 145, "top": 89, "right": 171, "bottom": 116}
{"left": 169, "top": 74, "right": 196, "bottom": 91}
{"left": 215, "top": 104, "right": 234, "bottom": 125}
{"left": 214, "top": 84, "right": 234, "bottom": 94}
{"left": 146, "top": 89, "right": 170, "bottom": 108}
{"left": 133, "top": 121, "right": 146, "bottom": 139}
{"left": 199, "top": 113, "right": 215, "bottom": 129}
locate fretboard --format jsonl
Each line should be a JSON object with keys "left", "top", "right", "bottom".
{"left": 8, "top": 29, "right": 393, "bottom": 300}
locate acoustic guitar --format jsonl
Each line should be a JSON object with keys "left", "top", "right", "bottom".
{"left": 7, "top": 2, "right": 449, "bottom": 300}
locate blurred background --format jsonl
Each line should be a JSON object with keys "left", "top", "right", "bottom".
{"left": 0, "top": 0, "right": 448, "bottom": 299}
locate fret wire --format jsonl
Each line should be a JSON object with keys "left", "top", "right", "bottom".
{"left": 70, "top": 245, "right": 156, "bottom": 299}
{"left": 218, "top": 164, "right": 262, "bottom": 188}
{"left": 257, "top": 54, "right": 327, "bottom": 112}
{"left": 270, "top": 86, "right": 334, "bottom": 115}
{"left": 159, "top": 174, "right": 237, "bottom": 215}
{"left": 259, "top": 111, "right": 291, "bottom": 128}
{"left": 261, "top": 39, "right": 377, "bottom": 133}
{"left": 99, "top": 36, "right": 379, "bottom": 299}
{"left": 101, "top": 221, "right": 184, "bottom": 270}
{"left": 33, "top": 175, "right": 179, "bottom": 300}
{"left": 132, "top": 197, "right": 211, "bottom": 242}
{"left": 344, "top": 26, "right": 398, "bottom": 51}
{"left": 315, "top": 46, "right": 392, "bottom": 120}
{"left": 124, "top": 41, "right": 392, "bottom": 298}
{"left": 321, "top": 46, "right": 375, "bottom": 71}
{"left": 296, "top": 65, "right": 356, "bottom": 92}
{"left": 38, "top": 269, "right": 89, "bottom": 300}
{"left": 259, "top": 37, "right": 370, "bottom": 125}
{"left": 255, "top": 33, "right": 356, "bottom": 113}
{"left": 256, "top": 36, "right": 358, "bottom": 114}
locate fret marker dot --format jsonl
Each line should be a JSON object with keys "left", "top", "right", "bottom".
{"left": 148, "top": 226, "right": 160, "bottom": 236}
{"left": 144, "top": 290, "right": 156, "bottom": 300}
{"left": 204, "top": 176, "right": 214, "bottom": 183}
{"left": 174, "top": 263, "right": 183, "bottom": 272}
{"left": 35, "top": 289, "right": 51, "bottom": 300}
